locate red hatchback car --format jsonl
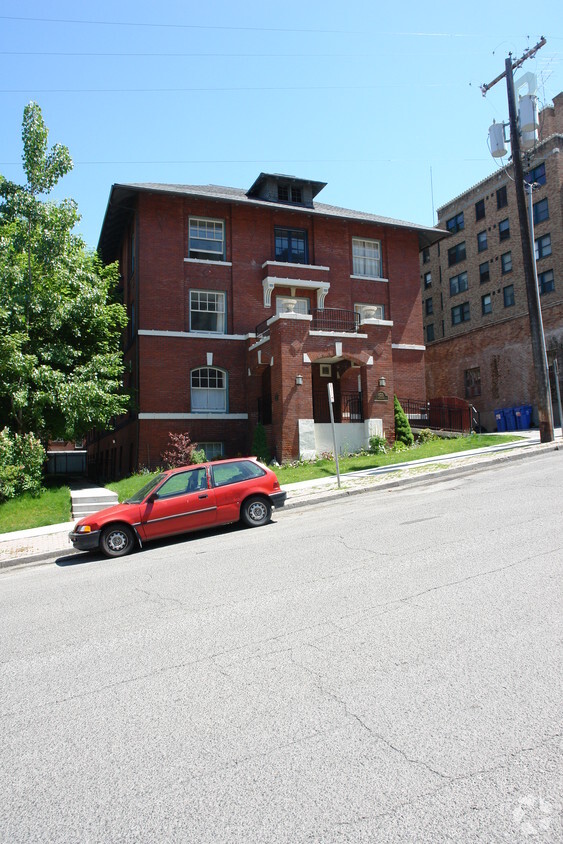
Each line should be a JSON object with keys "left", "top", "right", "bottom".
{"left": 69, "top": 458, "right": 286, "bottom": 558}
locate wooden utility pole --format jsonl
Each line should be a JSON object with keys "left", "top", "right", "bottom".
{"left": 482, "top": 38, "right": 554, "bottom": 443}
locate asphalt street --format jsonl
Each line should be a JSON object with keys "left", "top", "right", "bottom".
{"left": 1, "top": 450, "right": 562, "bottom": 843}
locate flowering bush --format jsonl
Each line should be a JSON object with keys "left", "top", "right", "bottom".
{"left": 0, "top": 428, "right": 45, "bottom": 500}
{"left": 161, "top": 432, "right": 205, "bottom": 468}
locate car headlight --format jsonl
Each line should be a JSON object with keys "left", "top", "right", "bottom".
{"left": 75, "top": 524, "right": 92, "bottom": 533}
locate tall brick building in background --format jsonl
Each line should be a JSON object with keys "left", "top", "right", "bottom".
{"left": 93, "top": 173, "right": 443, "bottom": 478}
{"left": 421, "top": 93, "right": 563, "bottom": 432}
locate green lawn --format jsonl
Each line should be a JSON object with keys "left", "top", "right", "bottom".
{"left": 106, "top": 472, "right": 161, "bottom": 503}
{"left": 0, "top": 483, "right": 71, "bottom": 534}
{"left": 273, "top": 433, "right": 522, "bottom": 485}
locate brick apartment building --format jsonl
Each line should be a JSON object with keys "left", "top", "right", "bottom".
{"left": 92, "top": 173, "right": 443, "bottom": 478}
{"left": 421, "top": 93, "right": 563, "bottom": 432}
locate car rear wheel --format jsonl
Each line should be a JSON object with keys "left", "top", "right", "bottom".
{"left": 241, "top": 496, "right": 271, "bottom": 528}
{"left": 100, "top": 524, "right": 135, "bottom": 558}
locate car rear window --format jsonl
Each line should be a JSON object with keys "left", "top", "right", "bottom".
{"left": 211, "top": 460, "right": 266, "bottom": 487}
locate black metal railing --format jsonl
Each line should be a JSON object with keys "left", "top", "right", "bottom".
{"left": 398, "top": 398, "right": 480, "bottom": 434}
{"left": 255, "top": 318, "right": 270, "bottom": 340}
{"left": 311, "top": 308, "right": 360, "bottom": 333}
{"left": 313, "top": 390, "right": 363, "bottom": 424}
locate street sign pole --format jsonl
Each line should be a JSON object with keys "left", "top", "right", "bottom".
{"left": 327, "top": 382, "right": 341, "bottom": 489}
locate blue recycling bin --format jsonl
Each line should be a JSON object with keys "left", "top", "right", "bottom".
{"left": 503, "top": 407, "right": 517, "bottom": 431}
{"left": 514, "top": 404, "right": 533, "bottom": 430}
{"left": 495, "top": 409, "right": 507, "bottom": 432}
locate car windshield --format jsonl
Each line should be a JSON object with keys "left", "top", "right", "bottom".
{"left": 125, "top": 473, "right": 166, "bottom": 504}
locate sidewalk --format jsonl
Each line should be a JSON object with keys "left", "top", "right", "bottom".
{"left": 1, "top": 432, "right": 560, "bottom": 571}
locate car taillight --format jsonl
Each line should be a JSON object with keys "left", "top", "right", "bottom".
{"left": 273, "top": 480, "right": 280, "bottom": 489}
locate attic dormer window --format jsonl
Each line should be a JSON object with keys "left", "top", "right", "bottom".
{"left": 277, "top": 185, "right": 302, "bottom": 204}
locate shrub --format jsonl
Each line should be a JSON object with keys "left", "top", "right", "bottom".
{"left": 417, "top": 428, "right": 437, "bottom": 444}
{"left": 394, "top": 396, "right": 414, "bottom": 447}
{"left": 0, "top": 428, "right": 45, "bottom": 501}
{"left": 391, "top": 440, "right": 408, "bottom": 452}
{"left": 369, "top": 434, "right": 388, "bottom": 454}
{"left": 251, "top": 423, "right": 270, "bottom": 464}
{"left": 161, "top": 432, "right": 204, "bottom": 468}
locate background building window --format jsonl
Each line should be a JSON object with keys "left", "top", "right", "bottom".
{"left": 448, "top": 242, "right": 466, "bottom": 266}
{"left": 422, "top": 247, "right": 430, "bottom": 264}
{"left": 499, "top": 218, "right": 510, "bottom": 241}
{"left": 452, "top": 302, "right": 470, "bottom": 325}
{"left": 479, "top": 261, "right": 490, "bottom": 283}
{"left": 503, "top": 285, "right": 515, "bottom": 308}
{"left": 188, "top": 217, "right": 225, "bottom": 261}
{"left": 501, "top": 252, "right": 512, "bottom": 274}
{"left": 425, "top": 298, "right": 433, "bottom": 315}
{"left": 482, "top": 294, "right": 492, "bottom": 315}
{"left": 533, "top": 198, "right": 549, "bottom": 224}
{"left": 538, "top": 269, "right": 555, "bottom": 295}
{"left": 352, "top": 237, "right": 382, "bottom": 278}
{"left": 426, "top": 323, "right": 435, "bottom": 342}
{"left": 191, "top": 367, "right": 227, "bottom": 412}
{"left": 526, "top": 162, "right": 546, "bottom": 186}
{"left": 446, "top": 212, "right": 464, "bottom": 234}
{"left": 189, "top": 290, "right": 226, "bottom": 333}
{"left": 199, "top": 442, "right": 224, "bottom": 460}
{"left": 450, "top": 271, "right": 468, "bottom": 296}
{"left": 496, "top": 185, "right": 508, "bottom": 209}
{"left": 535, "top": 233, "right": 551, "bottom": 260}
{"left": 275, "top": 227, "right": 308, "bottom": 263}
{"left": 424, "top": 271, "right": 432, "bottom": 288}
{"left": 465, "top": 367, "right": 481, "bottom": 398}
{"left": 477, "top": 231, "right": 488, "bottom": 252}
{"left": 475, "top": 199, "right": 485, "bottom": 221}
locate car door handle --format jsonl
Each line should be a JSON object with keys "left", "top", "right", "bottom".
{"left": 198, "top": 493, "right": 208, "bottom": 499}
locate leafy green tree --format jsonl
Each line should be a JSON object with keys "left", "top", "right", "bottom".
{"left": 0, "top": 102, "right": 128, "bottom": 441}
{"left": 394, "top": 395, "right": 414, "bottom": 447}
{"left": 251, "top": 422, "right": 270, "bottom": 463}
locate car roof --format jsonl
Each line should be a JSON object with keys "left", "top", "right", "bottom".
{"left": 166, "top": 456, "right": 261, "bottom": 475}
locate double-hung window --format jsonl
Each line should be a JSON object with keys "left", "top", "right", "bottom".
{"left": 496, "top": 186, "right": 508, "bottom": 209}
{"left": 525, "top": 162, "right": 546, "bottom": 186}
{"left": 448, "top": 242, "right": 466, "bottom": 267}
{"left": 479, "top": 261, "right": 490, "bottom": 283}
{"left": 533, "top": 198, "right": 549, "bottom": 224}
{"left": 477, "top": 231, "right": 488, "bottom": 252}
{"left": 501, "top": 252, "right": 512, "bottom": 274}
{"left": 189, "top": 218, "right": 225, "bottom": 261}
{"left": 538, "top": 270, "right": 554, "bottom": 295}
{"left": 452, "top": 302, "right": 470, "bottom": 325}
{"left": 503, "top": 285, "right": 515, "bottom": 308}
{"left": 535, "top": 234, "right": 551, "bottom": 260}
{"left": 499, "top": 218, "right": 510, "bottom": 241}
{"left": 446, "top": 212, "right": 464, "bottom": 234}
{"left": 482, "top": 293, "right": 492, "bottom": 315}
{"left": 275, "top": 227, "right": 308, "bottom": 264}
{"left": 450, "top": 271, "right": 468, "bottom": 297}
{"left": 189, "top": 290, "right": 226, "bottom": 333}
{"left": 475, "top": 199, "right": 485, "bottom": 221}
{"left": 424, "top": 271, "right": 432, "bottom": 288}
{"left": 191, "top": 367, "right": 227, "bottom": 412}
{"left": 352, "top": 237, "right": 382, "bottom": 278}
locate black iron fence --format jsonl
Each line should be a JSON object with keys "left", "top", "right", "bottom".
{"left": 311, "top": 308, "right": 360, "bottom": 333}
{"left": 255, "top": 318, "right": 270, "bottom": 340}
{"left": 313, "top": 390, "right": 363, "bottom": 424}
{"left": 398, "top": 398, "right": 480, "bottom": 434}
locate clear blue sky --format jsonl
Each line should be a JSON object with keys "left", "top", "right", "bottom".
{"left": 1, "top": 0, "right": 561, "bottom": 249}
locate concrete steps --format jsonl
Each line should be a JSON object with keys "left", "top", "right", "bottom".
{"left": 70, "top": 483, "right": 119, "bottom": 520}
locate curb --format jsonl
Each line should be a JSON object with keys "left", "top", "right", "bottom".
{"left": 1, "top": 441, "right": 559, "bottom": 572}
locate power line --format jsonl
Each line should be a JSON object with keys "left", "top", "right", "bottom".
{"left": 0, "top": 82, "right": 464, "bottom": 94}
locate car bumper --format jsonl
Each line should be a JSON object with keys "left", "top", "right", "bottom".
{"left": 68, "top": 529, "right": 101, "bottom": 552}
{"left": 269, "top": 491, "right": 287, "bottom": 508}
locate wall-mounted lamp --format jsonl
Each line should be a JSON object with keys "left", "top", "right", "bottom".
{"left": 378, "top": 376, "right": 386, "bottom": 388}
{"left": 295, "top": 374, "right": 303, "bottom": 386}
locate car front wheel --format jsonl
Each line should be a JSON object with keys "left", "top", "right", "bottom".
{"left": 100, "top": 524, "right": 135, "bottom": 558}
{"left": 241, "top": 496, "right": 271, "bottom": 528}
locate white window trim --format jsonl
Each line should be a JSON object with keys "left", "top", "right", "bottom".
{"left": 189, "top": 289, "right": 226, "bottom": 334}
{"left": 139, "top": 413, "right": 248, "bottom": 420}
{"left": 392, "top": 343, "right": 426, "bottom": 351}
{"left": 350, "top": 275, "right": 388, "bottom": 282}
{"left": 188, "top": 216, "right": 226, "bottom": 261}
{"left": 352, "top": 237, "right": 383, "bottom": 279}
{"left": 184, "top": 258, "right": 233, "bottom": 267}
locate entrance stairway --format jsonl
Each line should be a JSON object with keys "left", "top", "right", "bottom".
{"left": 69, "top": 481, "right": 118, "bottom": 521}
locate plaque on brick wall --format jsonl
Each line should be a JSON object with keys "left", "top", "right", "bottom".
{"left": 374, "top": 390, "right": 388, "bottom": 401}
